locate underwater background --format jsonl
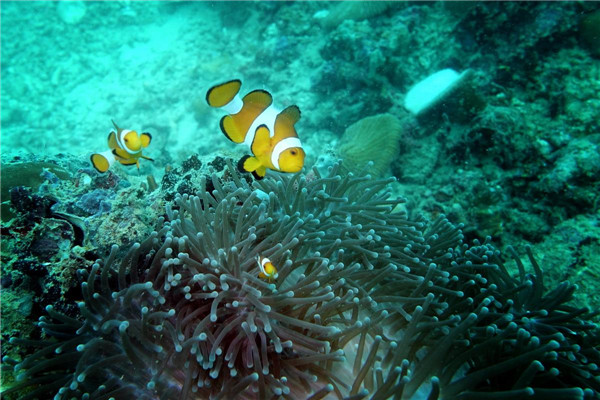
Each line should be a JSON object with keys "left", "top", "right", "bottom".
{"left": 1, "top": 1, "right": 599, "bottom": 399}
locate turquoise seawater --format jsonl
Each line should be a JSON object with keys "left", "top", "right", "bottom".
{"left": 1, "top": 2, "right": 599, "bottom": 399}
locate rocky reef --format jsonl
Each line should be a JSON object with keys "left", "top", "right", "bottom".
{"left": 1, "top": 1, "right": 599, "bottom": 398}
{"left": 1, "top": 156, "right": 599, "bottom": 399}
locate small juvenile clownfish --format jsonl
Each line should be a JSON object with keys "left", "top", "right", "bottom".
{"left": 90, "top": 120, "right": 153, "bottom": 173}
{"left": 257, "top": 256, "right": 278, "bottom": 282}
{"left": 206, "top": 79, "right": 305, "bottom": 180}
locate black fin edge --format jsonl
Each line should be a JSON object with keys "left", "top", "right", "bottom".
{"left": 284, "top": 104, "right": 301, "bottom": 118}
{"left": 242, "top": 89, "right": 273, "bottom": 108}
{"left": 90, "top": 154, "right": 105, "bottom": 173}
{"left": 206, "top": 79, "right": 242, "bottom": 106}
{"left": 251, "top": 124, "right": 269, "bottom": 152}
{"left": 252, "top": 170, "right": 264, "bottom": 180}
{"left": 220, "top": 116, "right": 236, "bottom": 143}
{"left": 141, "top": 132, "right": 152, "bottom": 143}
{"left": 237, "top": 155, "right": 251, "bottom": 173}
{"left": 112, "top": 149, "right": 126, "bottom": 160}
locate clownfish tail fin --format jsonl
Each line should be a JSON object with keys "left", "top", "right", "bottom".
{"left": 90, "top": 154, "right": 107, "bottom": 173}
{"left": 90, "top": 150, "right": 115, "bottom": 173}
{"left": 206, "top": 79, "right": 242, "bottom": 108}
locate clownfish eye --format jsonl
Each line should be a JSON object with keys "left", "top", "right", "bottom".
{"left": 291, "top": 150, "right": 297, "bottom": 155}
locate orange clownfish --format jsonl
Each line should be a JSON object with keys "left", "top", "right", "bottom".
{"left": 90, "top": 120, "right": 153, "bottom": 173}
{"left": 206, "top": 79, "right": 305, "bottom": 180}
{"left": 257, "top": 256, "right": 278, "bottom": 282}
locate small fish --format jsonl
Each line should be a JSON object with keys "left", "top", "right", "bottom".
{"left": 257, "top": 256, "right": 278, "bottom": 282}
{"left": 90, "top": 120, "right": 153, "bottom": 173}
{"left": 206, "top": 79, "right": 305, "bottom": 179}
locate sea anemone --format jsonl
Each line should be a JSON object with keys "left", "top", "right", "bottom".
{"left": 3, "top": 161, "right": 599, "bottom": 399}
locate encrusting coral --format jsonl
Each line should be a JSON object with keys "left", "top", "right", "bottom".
{"left": 2, "top": 161, "right": 599, "bottom": 399}
{"left": 338, "top": 113, "right": 402, "bottom": 178}
{"left": 319, "top": 1, "right": 393, "bottom": 29}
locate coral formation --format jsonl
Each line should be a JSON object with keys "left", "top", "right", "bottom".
{"left": 3, "top": 162, "right": 598, "bottom": 399}
{"left": 75, "top": 189, "right": 114, "bottom": 216}
{"left": 1, "top": 161, "right": 72, "bottom": 222}
{"left": 579, "top": 9, "right": 600, "bottom": 56}
{"left": 319, "top": 1, "right": 393, "bottom": 29}
{"left": 2, "top": 2, "right": 600, "bottom": 399}
{"left": 537, "top": 134, "right": 600, "bottom": 212}
{"left": 338, "top": 114, "right": 402, "bottom": 178}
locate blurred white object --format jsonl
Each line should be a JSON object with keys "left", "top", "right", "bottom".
{"left": 404, "top": 69, "right": 471, "bottom": 115}
{"left": 57, "top": 1, "right": 86, "bottom": 25}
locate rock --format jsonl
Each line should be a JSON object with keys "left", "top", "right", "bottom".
{"left": 56, "top": 1, "right": 86, "bottom": 25}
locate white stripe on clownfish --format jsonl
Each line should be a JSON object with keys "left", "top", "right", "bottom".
{"left": 271, "top": 137, "right": 302, "bottom": 170}
{"left": 97, "top": 149, "right": 116, "bottom": 168}
{"left": 218, "top": 91, "right": 280, "bottom": 150}
{"left": 90, "top": 120, "right": 153, "bottom": 173}
{"left": 206, "top": 79, "right": 305, "bottom": 179}
{"left": 117, "top": 129, "right": 140, "bottom": 155}
{"left": 221, "top": 94, "right": 244, "bottom": 115}
{"left": 243, "top": 104, "right": 280, "bottom": 149}
{"left": 257, "top": 255, "right": 277, "bottom": 281}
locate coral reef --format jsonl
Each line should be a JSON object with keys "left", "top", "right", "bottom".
{"left": 0, "top": 152, "right": 164, "bottom": 376}
{"left": 3, "top": 162, "right": 598, "bottom": 399}
{"left": 338, "top": 114, "right": 402, "bottom": 178}
{"left": 579, "top": 9, "right": 600, "bottom": 56}
{"left": 1, "top": 161, "right": 72, "bottom": 222}
{"left": 75, "top": 189, "right": 114, "bottom": 216}
{"left": 537, "top": 134, "right": 600, "bottom": 213}
{"left": 318, "top": 1, "right": 394, "bottom": 29}
{"left": 2, "top": 2, "right": 600, "bottom": 399}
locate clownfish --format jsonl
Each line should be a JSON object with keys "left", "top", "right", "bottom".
{"left": 206, "top": 79, "right": 305, "bottom": 179}
{"left": 90, "top": 120, "right": 153, "bottom": 173}
{"left": 257, "top": 256, "right": 278, "bottom": 282}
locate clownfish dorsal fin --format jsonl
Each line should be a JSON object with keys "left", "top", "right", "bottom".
{"left": 274, "top": 105, "right": 301, "bottom": 140}
{"left": 111, "top": 119, "right": 122, "bottom": 134}
{"left": 206, "top": 79, "right": 242, "bottom": 108}
{"left": 278, "top": 105, "right": 301, "bottom": 126}
{"left": 243, "top": 90, "right": 273, "bottom": 111}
